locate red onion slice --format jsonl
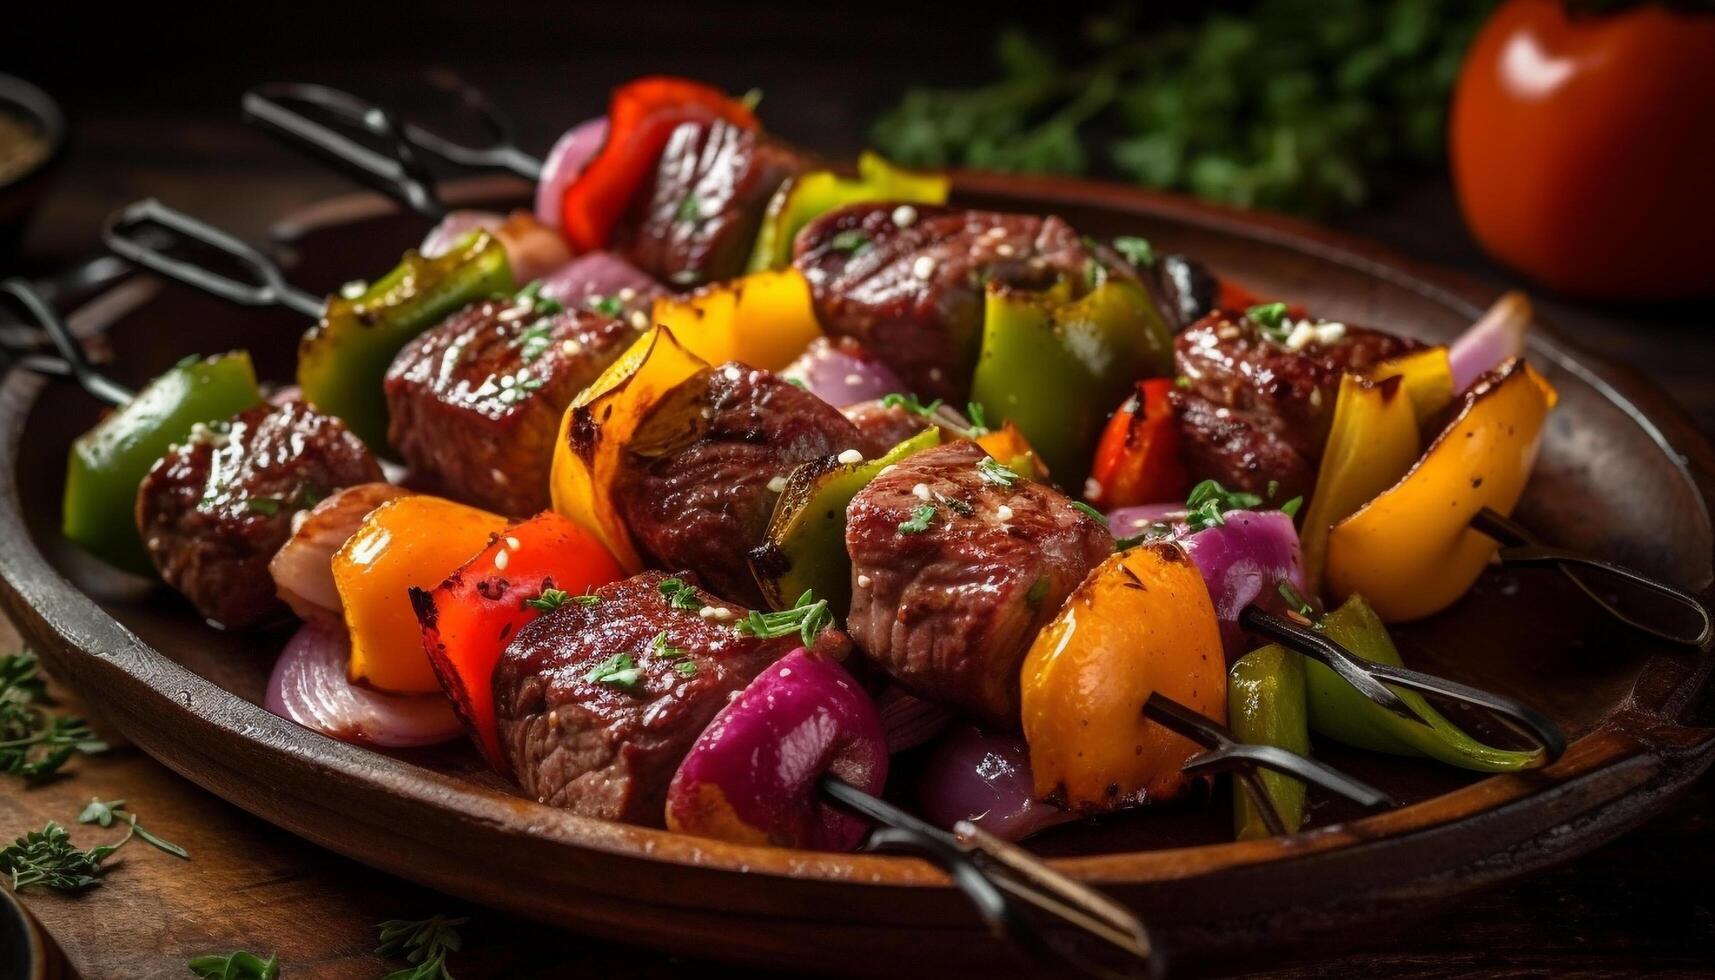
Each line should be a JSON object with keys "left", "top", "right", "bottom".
{"left": 536, "top": 250, "right": 663, "bottom": 311}
{"left": 1177, "top": 509, "right": 1308, "bottom": 660}
{"left": 1449, "top": 291, "right": 1531, "bottom": 393}
{"left": 420, "top": 210, "right": 506, "bottom": 259}
{"left": 1107, "top": 504, "right": 1187, "bottom": 539}
{"left": 918, "top": 725, "right": 1076, "bottom": 842}
{"left": 780, "top": 337, "right": 905, "bottom": 408}
{"left": 265, "top": 621, "right": 462, "bottom": 748}
{"left": 534, "top": 117, "right": 608, "bottom": 231}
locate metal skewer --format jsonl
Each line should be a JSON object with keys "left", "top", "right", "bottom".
{"left": 1471, "top": 507, "right": 1713, "bottom": 650}
{"left": 0, "top": 280, "right": 132, "bottom": 407}
{"left": 102, "top": 200, "right": 322, "bottom": 319}
{"left": 243, "top": 82, "right": 449, "bottom": 220}
{"left": 1239, "top": 605, "right": 1567, "bottom": 763}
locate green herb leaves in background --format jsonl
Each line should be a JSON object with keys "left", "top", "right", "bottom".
{"left": 377, "top": 914, "right": 467, "bottom": 980}
{"left": 871, "top": 0, "right": 1497, "bottom": 217}
{"left": 187, "top": 951, "right": 281, "bottom": 980}
{"left": 0, "top": 649, "right": 108, "bottom": 783}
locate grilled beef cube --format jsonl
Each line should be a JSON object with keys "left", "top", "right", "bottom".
{"left": 384, "top": 294, "right": 644, "bottom": 516}
{"left": 612, "top": 363, "right": 864, "bottom": 606}
{"left": 840, "top": 398, "right": 974, "bottom": 460}
{"left": 794, "top": 205, "right": 1117, "bottom": 402}
{"left": 612, "top": 119, "right": 810, "bottom": 288}
{"left": 1171, "top": 310, "right": 1422, "bottom": 499}
{"left": 493, "top": 570, "right": 815, "bottom": 823}
{"left": 845, "top": 441, "right": 1112, "bottom": 729}
{"left": 136, "top": 399, "right": 381, "bottom": 629}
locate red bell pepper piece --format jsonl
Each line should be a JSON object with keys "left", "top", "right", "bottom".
{"left": 1088, "top": 378, "right": 1188, "bottom": 509}
{"left": 410, "top": 511, "right": 624, "bottom": 773}
{"left": 560, "top": 76, "right": 760, "bottom": 251}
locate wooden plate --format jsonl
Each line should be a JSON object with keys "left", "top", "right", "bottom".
{"left": 2, "top": 174, "right": 1711, "bottom": 973}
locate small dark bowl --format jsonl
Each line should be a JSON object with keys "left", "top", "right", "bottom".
{"left": 0, "top": 74, "right": 66, "bottom": 265}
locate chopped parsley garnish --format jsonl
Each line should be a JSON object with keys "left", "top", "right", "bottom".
{"left": 587, "top": 294, "right": 624, "bottom": 317}
{"left": 1071, "top": 501, "right": 1109, "bottom": 526}
{"left": 673, "top": 661, "right": 700, "bottom": 678}
{"left": 1084, "top": 257, "right": 1107, "bottom": 290}
{"left": 1112, "top": 236, "right": 1155, "bottom": 268}
{"left": 1025, "top": 576, "right": 1051, "bottom": 608}
{"left": 1280, "top": 495, "right": 1304, "bottom": 518}
{"left": 649, "top": 631, "right": 689, "bottom": 661}
{"left": 571, "top": 591, "right": 602, "bottom": 607}
{"left": 585, "top": 653, "right": 642, "bottom": 690}
{"left": 963, "top": 401, "right": 990, "bottom": 435}
{"left": 882, "top": 392, "right": 944, "bottom": 419}
{"left": 676, "top": 193, "right": 705, "bottom": 223}
{"left": 734, "top": 589, "right": 835, "bottom": 648}
{"left": 829, "top": 229, "right": 872, "bottom": 255}
{"left": 246, "top": 497, "right": 282, "bottom": 517}
{"left": 1277, "top": 580, "right": 1316, "bottom": 619}
{"left": 1185, "top": 479, "right": 1264, "bottom": 531}
{"left": 173, "top": 353, "right": 205, "bottom": 370}
{"left": 515, "top": 280, "right": 565, "bottom": 316}
{"left": 516, "top": 322, "right": 555, "bottom": 363}
{"left": 657, "top": 577, "right": 702, "bottom": 611}
{"left": 942, "top": 496, "right": 975, "bottom": 517}
{"left": 1174, "top": 375, "right": 1192, "bottom": 389}
{"left": 976, "top": 457, "right": 1020, "bottom": 487}
{"left": 897, "top": 503, "right": 937, "bottom": 534}
{"left": 785, "top": 377, "right": 809, "bottom": 390}
{"left": 1245, "top": 301, "right": 1290, "bottom": 338}
{"left": 524, "top": 588, "right": 571, "bottom": 612}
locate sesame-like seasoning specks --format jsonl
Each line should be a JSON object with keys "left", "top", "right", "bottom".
{"left": 891, "top": 204, "right": 918, "bottom": 228}
{"left": 767, "top": 475, "right": 789, "bottom": 493}
{"left": 911, "top": 255, "right": 938, "bottom": 280}
{"left": 837, "top": 449, "right": 864, "bottom": 465}
{"left": 494, "top": 549, "right": 510, "bottom": 570}
{"left": 912, "top": 483, "right": 933, "bottom": 501}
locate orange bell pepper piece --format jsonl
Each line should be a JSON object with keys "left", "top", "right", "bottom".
{"left": 333, "top": 495, "right": 508, "bottom": 694}
{"left": 411, "top": 511, "right": 624, "bottom": 773}
{"left": 974, "top": 421, "right": 1050, "bottom": 481}
{"left": 1325, "top": 358, "right": 1558, "bottom": 621}
{"left": 1021, "top": 543, "right": 1227, "bottom": 812}
{"left": 549, "top": 325, "right": 710, "bottom": 570}
{"left": 648, "top": 268, "right": 822, "bottom": 372}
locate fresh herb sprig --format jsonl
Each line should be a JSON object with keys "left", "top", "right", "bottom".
{"left": 880, "top": 393, "right": 991, "bottom": 439}
{"left": 975, "top": 457, "right": 1020, "bottom": 487}
{"left": 0, "top": 823, "right": 116, "bottom": 893}
{"left": 657, "top": 577, "right": 703, "bottom": 611}
{"left": 78, "top": 798, "right": 188, "bottom": 859}
{"left": 187, "top": 951, "right": 280, "bottom": 980}
{"left": 734, "top": 590, "right": 834, "bottom": 649}
{"left": 0, "top": 649, "right": 108, "bottom": 783}
{"left": 1184, "top": 479, "right": 1265, "bottom": 532}
{"left": 377, "top": 914, "right": 467, "bottom": 980}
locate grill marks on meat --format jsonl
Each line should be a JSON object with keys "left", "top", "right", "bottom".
{"left": 1171, "top": 311, "right": 1422, "bottom": 499}
{"left": 384, "top": 295, "right": 644, "bottom": 516}
{"left": 492, "top": 571, "right": 804, "bottom": 823}
{"left": 614, "top": 364, "right": 863, "bottom": 606}
{"left": 794, "top": 205, "right": 1108, "bottom": 402}
{"left": 136, "top": 399, "right": 382, "bottom": 629}
{"left": 845, "top": 441, "right": 1112, "bottom": 729}
{"left": 612, "top": 120, "right": 810, "bottom": 289}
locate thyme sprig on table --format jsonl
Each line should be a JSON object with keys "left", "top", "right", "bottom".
{"left": 377, "top": 914, "right": 468, "bottom": 980}
{"left": 187, "top": 951, "right": 280, "bottom": 979}
{"left": 0, "top": 799, "right": 185, "bottom": 893}
{"left": 0, "top": 649, "right": 108, "bottom": 783}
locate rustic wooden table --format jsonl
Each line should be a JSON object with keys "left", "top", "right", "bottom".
{"left": 4, "top": 14, "right": 1713, "bottom": 974}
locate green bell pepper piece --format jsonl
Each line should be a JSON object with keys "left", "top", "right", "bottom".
{"left": 755, "top": 426, "right": 942, "bottom": 617}
{"left": 1306, "top": 595, "right": 1542, "bottom": 771}
{"left": 61, "top": 352, "right": 264, "bottom": 574}
{"left": 298, "top": 229, "right": 514, "bottom": 453}
{"left": 969, "top": 278, "right": 1173, "bottom": 487}
{"left": 746, "top": 151, "right": 950, "bottom": 273}
{"left": 1229, "top": 644, "right": 1309, "bottom": 840}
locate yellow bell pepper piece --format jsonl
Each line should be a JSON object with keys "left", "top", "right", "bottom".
{"left": 1326, "top": 359, "right": 1558, "bottom": 622}
{"left": 746, "top": 151, "right": 950, "bottom": 272}
{"left": 1368, "top": 346, "right": 1455, "bottom": 429}
{"left": 549, "top": 325, "right": 710, "bottom": 571}
{"left": 648, "top": 268, "right": 822, "bottom": 372}
{"left": 1299, "top": 373, "right": 1423, "bottom": 594}
{"left": 1021, "top": 543, "right": 1227, "bottom": 812}
{"left": 333, "top": 495, "right": 508, "bottom": 693}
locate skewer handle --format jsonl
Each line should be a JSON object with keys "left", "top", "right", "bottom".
{"left": 103, "top": 200, "right": 323, "bottom": 319}
{"left": 1472, "top": 507, "right": 1713, "bottom": 649}
{"left": 403, "top": 72, "right": 543, "bottom": 180}
{"left": 0, "top": 279, "right": 132, "bottom": 407}
{"left": 243, "top": 82, "right": 447, "bottom": 220}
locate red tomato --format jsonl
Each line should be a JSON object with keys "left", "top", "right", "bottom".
{"left": 1088, "top": 378, "right": 1188, "bottom": 510}
{"left": 1451, "top": 0, "right": 1715, "bottom": 298}
{"left": 560, "top": 77, "right": 759, "bottom": 251}
{"left": 410, "top": 511, "right": 624, "bottom": 773}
